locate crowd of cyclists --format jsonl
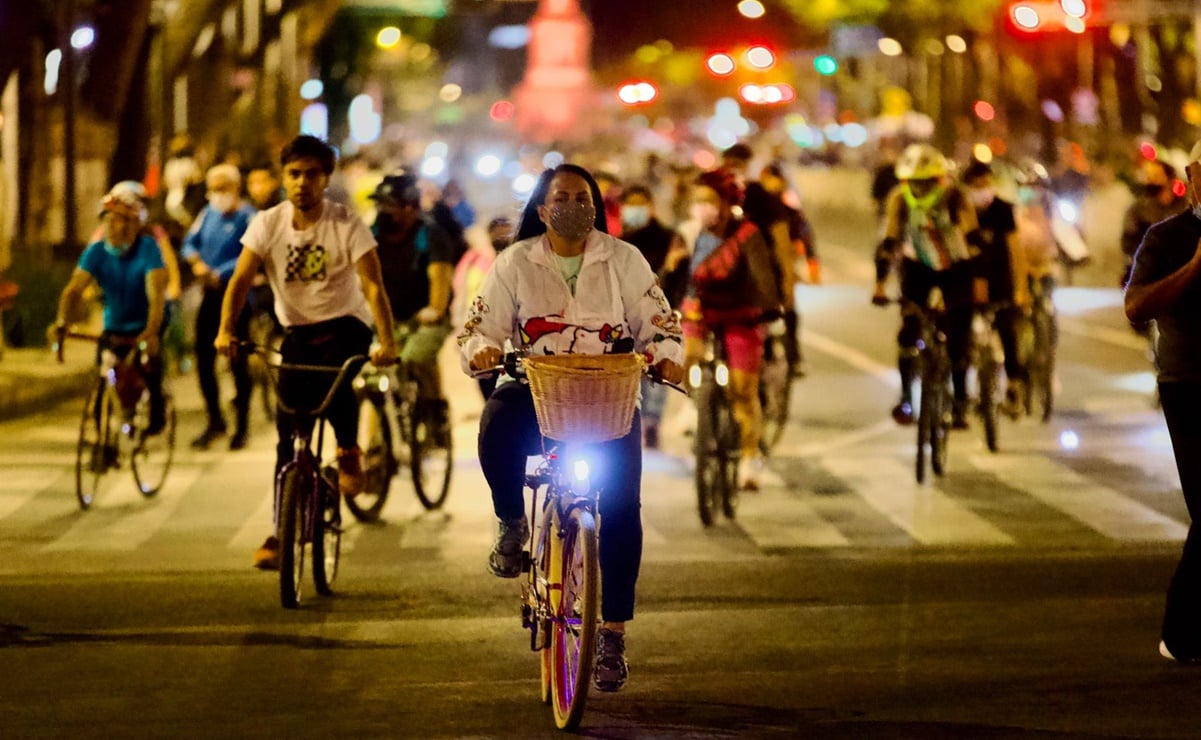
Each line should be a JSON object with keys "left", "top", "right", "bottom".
{"left": 47, "top": 125, "right": 1200, "bottom": 689}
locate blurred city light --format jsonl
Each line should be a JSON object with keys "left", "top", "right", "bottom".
{"left": 814, "top": 55, "right": 838, "bottom": 75}
{"left": 706, "top": 53, "right": 735, "bottom": 76}
{"left": 44, "top": 49, "right": 62, "bottom": 95}
{"left": 543, "top": 150, "right": 565, "bottom": 168}
{"left": 737, "top": 0, "right": 766, "bottom": 19}
{"left": 1173, "top": 179, "right": 1188, "bottom": 198}
{"left": 618, "top": 81, "right": 658, "bottom": 106}
{"left": 512, "top": 172, "right": 537, "bottom": 195}
{"left": 1139, "top": 142, "right": 1158, "bottom": 160}
{"left": 1059, "top": 430, "right": 1080, "bottom": 450}
{"left": 426, "top": 141, "right": 449, "bottom": 158}
{"left": 945, "top": 35, "right": 967, "bottom": 53}
{"left": 842, "top": 123, "right": 869, "bottom": 148}
{"left": 300, "top": 103, "right": 328, "bottom": 140}
{"left": 299, "top": 79, "right": 324, "bottom": 100}
{"left": 475, "top": 154, "right": 503, "bottom": 178}
{"left": 420, "top": 156, "right": 447, "bottom": 178}
{"left": 973, "top": 100, "right": 996, "bottom": 121}
{"left": 71, "top": 26, "right": 96, "bottom": 50}
{"left": 878, "top": 38, "right": 903, "bottom": 56}
{"left": 739, "top": 84, "right": 763, "bottom": 104}
{"left": 746, "top": 46, "right": 775, "bottom": 69}
{"left": 973, "top": 143, "right": 994, "bottom": 163}
{"left": 348, "top": 94, "right": 381, "bottom": 144}
{"left": 488, "top": 25, "right": 530, "bottom": 49}
{"left": 1060, "top": 0, "right": 1087, "bottom": 17}
{"left": 439, "top": 83, "right": 462, "bottom": 102}
{"left": 376, "top": 26, "right": 402, "bottom": 49}
{"left": 489, "top": 100, "right": 515, "bottom": 122}
{"left": 1011, "top": 4, "right": 1041, "bottom": 31}
{"left": 1057, "top": 199, "right": 1079, "bottom": 223}
{"left": 1041, "top": 99, "right": 1065, "bottom": 122}
{"left": 1065, "top": 16, "right": 1085, "bottom": 33}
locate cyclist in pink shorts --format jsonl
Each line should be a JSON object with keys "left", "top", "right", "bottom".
{"left": 670, "top": 168, "right": 782, "bottom": 489}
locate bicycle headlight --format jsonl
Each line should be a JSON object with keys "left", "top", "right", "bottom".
{"left": 688, "top": 365, "right": 703, "bottom": 389}
{"left": 378, "top": 375, "right": 390, "bottom": 393}
{"left": 573, "top": 459, "right": 591, "bottom": 481}
{"left": 715, "top": 363, "right": 730, "bottom": 387}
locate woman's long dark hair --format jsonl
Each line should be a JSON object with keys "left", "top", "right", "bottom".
{"left": 513, "top": 164, "right": 609, "bottom": 242}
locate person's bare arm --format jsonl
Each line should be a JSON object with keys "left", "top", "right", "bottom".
{"left": 356, "top": 250, "right": 398, "bottom": 366}
{"left": 137, "top": 268, "right": 167, "bottom": 355}
{"left": 215, "top": 250, "right": 262, "bottom": 357}
{"left": 1126, "top": 237, "right": 1201, "bottom": 324}
{"left": 54, "top": 269, "right": 95, "bottom": 328}
{"left": 419, "top": 262, "right": 454, "bottom": 323}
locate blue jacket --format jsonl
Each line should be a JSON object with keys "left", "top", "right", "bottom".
{"left": 182, "top": 203, "right": 257, "bottom": 282}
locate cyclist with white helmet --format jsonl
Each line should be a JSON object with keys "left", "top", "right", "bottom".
{"left": 52, "top": 184, "right": 170, "bottom": 435}
{"left": 872, "top": 143, "right": 983, "bottom": 428}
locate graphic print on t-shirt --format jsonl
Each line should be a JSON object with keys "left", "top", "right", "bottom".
{"left": 286, "top": 243, "right": 328, "bottom": 282}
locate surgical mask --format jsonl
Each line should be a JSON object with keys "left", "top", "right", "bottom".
{"left": 209, "top": 192, "right": 238, "bottom": 213}
{"left": 546, "top": 201, "right": 596, "bottom": 241}
{"left": 103, "top": 239, "right": 132, "bottom": 257}
{"left": 968, "top": 187, "right": 995, "bottom": 209}
{"left": 621, "top": 205, "right": 650, "bottom": 231}
{"left": 690, "top": 202, "right": 720, "bottom": 229}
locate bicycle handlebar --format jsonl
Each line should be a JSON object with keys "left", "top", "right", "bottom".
{"left": 53, "top": 329, "right": 143, "bottom": 365}
{"left": 470, "top": 351, "right": 689, "bottom": 396}
{"left": 234, "top": 340, "right": 369, "bottom": 419}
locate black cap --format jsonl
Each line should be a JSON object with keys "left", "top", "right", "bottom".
{"left": 722, "top": 143, "right": 753, "bottom": 162}
{"left": 369, "top": 173, "right": 421, "bottom": 206}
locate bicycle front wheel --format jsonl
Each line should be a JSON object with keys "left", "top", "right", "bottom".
{"left": 758, "top": 338, "right": 791, "bottom": 455}
{"left": 1030, "top": 310, "right": 1056, "bottom": 423}
{"left": 75, "top": 381, "right": 117, "bottom": 511}
{"left": 311, "top": 468, "right": 341, "bottom": 596}
{"left": 550, "top": 508, "right": 599, "bottom": 731}
{"left": 131, "top": 393, "right": 176, "bottom": 497}
{"left": 716, "top": 394, "right": 742, "bottom": 520}
{"left": 346, "top": 392, "right": 393, "bottom": 523}
{"left": 978, "top": 357, "right": 999, "bottom": 453}
{"left": 930, "top": 368, "right": 950, "bottom": 477}
{"left": 409, "top": 403, "right": 452, "bottom": 510}
{"left": 278, "top": 467, "right": 306, "bottom": 609}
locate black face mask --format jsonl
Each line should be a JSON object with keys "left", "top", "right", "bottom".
{"left": 1144, "top": 184, "right": 1165, "bottom": 198}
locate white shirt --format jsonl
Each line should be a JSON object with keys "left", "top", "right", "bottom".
{"left": 457, "top": 230, "right": 684, "bottom": 373}
{"left": 241, "top": 199, "right": 376, "bottom": 328}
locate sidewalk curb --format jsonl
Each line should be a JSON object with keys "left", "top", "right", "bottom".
{"left": 0, "top": 350, "right": 95, "bottom": 421}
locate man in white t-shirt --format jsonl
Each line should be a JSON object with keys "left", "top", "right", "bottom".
{"left": 215, "top": 135, "right": 398, "bottom": 571}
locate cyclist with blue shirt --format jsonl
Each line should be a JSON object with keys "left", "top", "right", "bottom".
{"left": 52, "top": 186, "right": 169, "bottom": 435}
{"left": 184, "top": 164, "right": 258, "bottom": 450}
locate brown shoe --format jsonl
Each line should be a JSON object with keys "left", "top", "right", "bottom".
{"left": 337, "top": 446, "right": 366, "bottom": 497}
{"left": 253, "top": 536, "right": 281, "bottom": 571}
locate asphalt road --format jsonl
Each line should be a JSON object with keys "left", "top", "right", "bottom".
{"left": 2, "top": 237, "right": 1199, "bottom": 737}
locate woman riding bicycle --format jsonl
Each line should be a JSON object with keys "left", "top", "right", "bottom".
{"left": 671, "top": 168, "right": 782, "bottom": 490}
{"left": 460, "top": 163, "right": 684, "bottom": 693}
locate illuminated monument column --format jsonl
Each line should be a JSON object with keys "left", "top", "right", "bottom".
{"left": 513, "top": 0, "right": 594, "bottom": 143}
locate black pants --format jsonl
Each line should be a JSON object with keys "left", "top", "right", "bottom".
{"left": 478, "top": 381, "right": 643, "bottom": 623}
{"left": 195, "top": 285, "right": 251, "bottom": 432}
{"left": 1159, "top": 381, "right": 1201, "bottom": 659}
{"left": 274, "top": 316, "right": 373, "bottom": 475}
{"left": 898, "top": 260, "right": 973, "bottom": 405}
{"left": 994, "top": 306, "right": 1028, "bottom": 384}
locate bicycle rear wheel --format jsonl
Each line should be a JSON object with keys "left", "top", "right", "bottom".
{"left": 75, "top": 381, "right": 117, "bottom": 511}
{"left": 693, "top": 382, "right": 720, "bottom": 527}
{"left": 978, "top": 356, "right": 999, "bottom": 453}
{"left": 409, "top": 402, "right": 452, "bottom": 510}
{"left": 758, "top": 337, "right": 791, "bottom": 455}
{"left": 278, "top": 467, "right": 306, "bottom": 609}
{"left": 1030, "top": 309, "right": 1056, "bottom": 423}
{"left": 716, "top": 394, "right": 741, "bottom": 520}
{"left": 311, "top": 468, "right": 341, "bottom": 596}
{"left": 131, "top": 393, "right": 176, "bottom": 497}
{"left": 346, "top": 391, "right": 393, "bottom": 523}
{"left": 550, "top": 508, "right": 598, "bottom": 731}
{"left": 930, "top": 364, "right": 950, "bottom": 477}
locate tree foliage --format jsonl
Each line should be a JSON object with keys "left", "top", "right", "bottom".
{"left": 781, "top": 0, "right": 1005, "bottom": 37}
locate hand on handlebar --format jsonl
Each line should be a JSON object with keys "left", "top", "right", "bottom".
{"left": 652, "top": 358, "right": 685, "bottom": 386}
{"left": 214, "top": 327, "right": 237, "bottom": 359}
{"left": 470, "top": 347, "right": 503, "bottom": 373}
{"left": 371, "top": 341, "right": 398, "bottom": 368}
{"left": 871, "top": 284, "right": 891, "bottom": 307}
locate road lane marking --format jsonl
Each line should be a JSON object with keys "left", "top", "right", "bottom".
{"left": 1059, "top": 317, "right": 1148, "bottom": 352}
{"left": 969, "top": 454, "right": 1187, "bottom": 541}
{"left": 0, "top": 469, "right": 63, "bottom": 519}
{"left": 805, "top": 330, "right": 899, "bottom": 388}
{"left": 824, "top": 457, "right": 1015, "bottom": 546}
{"left": 228, "top": 490, "right": 274, "bottom": 551}
{"left": 42, "top": 464, "right": 205, "bottom": 551}
{"left": 736, "top": 484, "right": 851, "bottom": 549}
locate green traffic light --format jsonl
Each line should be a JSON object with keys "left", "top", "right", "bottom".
{"left": 815, "top": 55, "right": 838, "bottom": 75}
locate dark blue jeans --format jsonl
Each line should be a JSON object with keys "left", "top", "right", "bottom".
{"left": 478, "top": 381, "right": 643, "bottom": 623}
{"left": 1159, "top": 381, "right": 1201, "bottom": 658}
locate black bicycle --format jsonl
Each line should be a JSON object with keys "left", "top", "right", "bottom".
{"left": 351, "top": 333, "right": 453, "bottom": 522}
{"left": 689, "top": 326, "right": 741, "bottom": 526}
{"left": 1024, "top": 276, "right": 1057, "bottom": 423}
{"left": 758, "top": 319, "right": 793, "bottom": 456}
{"left": 972, "top": 305, "right": 1004, "bottom": 454}
{"left": 241, "top": 342, "right": 368, "bottom": 609}
{"left": 904, "top": 297, "right": 951, "bottom": 484}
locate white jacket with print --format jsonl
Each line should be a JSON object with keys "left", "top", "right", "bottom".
{"left": 457, "top": 230, "right": 684, "bottom": 372}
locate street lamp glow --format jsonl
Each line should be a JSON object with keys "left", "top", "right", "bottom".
{"left": 973, "top": 143, "right": 994, "bottom": 163}
{"left": 706, "top": 53, "right": 735, "bottom": 76}
{"left": 71, "top": 26, "right": 95, "bottom": 50}
{"left": 439, "top": 83, "right": 462, "bottom": 103}
{"left": 1061, "top": 0, "right": 1087, "bottom": 18}
{"left": 299, "top": 79, "right": 323, "bottom": 100}
{"left": 1065, "top": 16, "right": 1085, "bottom": 33}
{"left": 512, "top": 172, "right": 537, "bottom": 195}
{"left": 737, "top": 0, "right": 766, "bottom": 19}
{"left": 1012, "top": 5, "right": 1041, "bottom": 30}
{"left": 878, "top": 38, "right": 903, "bottom": 57}
{"left": 376, "top": 26, "right": 402, "bottom": 49}
{"left": 746, "top": 46, "right": 775, "bottom": 69}
{"left": 475, "top": 154, "right": 503, "bottom": 178}
{"left": 420, "top": 156, "right": 447, "bottom": 178}
{"left": 945, "top": 35, "right": 967, "bottom": 54}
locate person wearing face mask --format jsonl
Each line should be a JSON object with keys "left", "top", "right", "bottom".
{"left": 462, "top": 164, "right": 685, "bottom": 693}
{"left": 1126, "top": 141, "right": 1201, "bottom": 664}
{"left": 961, "top": 159, "right": 1030, "bottom": 416}
{"left": 183, "top": 164, "right": 258, "bottom": 450}
{"left": 370, "top": 173, "right": 457, "bottom": 437}
{"left": 619, "top": 185, "right": 688, "bottom": 448}
{"left": 1122, "top": 158, "right": 1185, "bottom": 289}
{"left": 52, "top": 188, "right": 169, "bottom": 436}
{"left": 873, "top": 143, "right": 983, "bottom": 429}
{"left": 679, "top": 168, "right": 783, "bottom": 490}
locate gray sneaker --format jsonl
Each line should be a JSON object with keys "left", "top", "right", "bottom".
{"left": 593, "top": 628, "right": 628, "bottom": 692}
{"left": 488, "top": 516, "right": 529, "bottom": 578}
